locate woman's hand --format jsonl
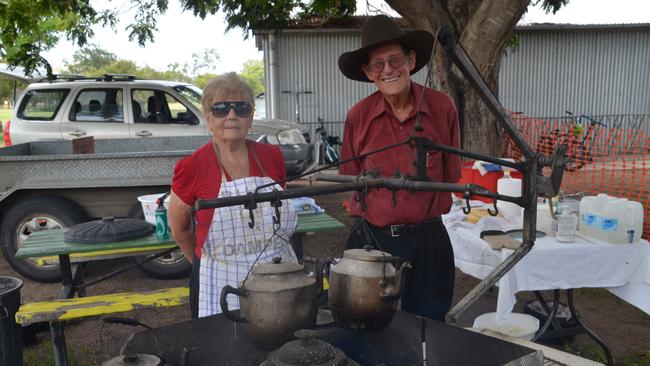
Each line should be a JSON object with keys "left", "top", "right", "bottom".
{"left": 168, "top": 191, "right": 196, "bottom": 263}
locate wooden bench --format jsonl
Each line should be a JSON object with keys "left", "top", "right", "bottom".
{"left": 16, "top": 287, "right": 189, "bottom": 366}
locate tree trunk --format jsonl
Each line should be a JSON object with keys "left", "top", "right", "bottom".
{"left": 385, "top": 0, "right": 530, "bottom": 157}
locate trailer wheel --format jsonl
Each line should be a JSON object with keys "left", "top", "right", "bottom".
{"left": 0, "top": 196, "right": 88, "bottom": 282}
{"left": 127, "top": 203, "right": 191, "bottom": 279}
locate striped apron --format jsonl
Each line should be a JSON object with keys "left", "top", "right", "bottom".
{"left": 198, "top": 145, "right": 297, "bottom": 317}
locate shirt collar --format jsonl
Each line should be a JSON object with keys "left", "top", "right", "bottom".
{"left": 367, "top": 81, "right": 432, "bottom": 121}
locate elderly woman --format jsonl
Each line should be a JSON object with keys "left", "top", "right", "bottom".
{"left": 168, "top": 73, "right": 297, "bottom": 318}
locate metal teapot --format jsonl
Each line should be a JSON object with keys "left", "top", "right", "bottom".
{"left": 328, "top": 246, "right": 411, "bottom": 331}
{"left": 220, "top": 257, "right": 321, "bottom": 350}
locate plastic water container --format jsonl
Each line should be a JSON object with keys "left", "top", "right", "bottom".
{"left": 496, "top": 171, "right": 522, "bottom": 222}
{"left": 579, "top": 194, "right": 644, "bottom": 244}
{"left": 138, "top": 193, "right": 171, "bottom": 225}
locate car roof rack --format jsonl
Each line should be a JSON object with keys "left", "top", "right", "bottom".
{"left": 36, "top": 74, "right": 138, "bottom": 83}
{"left": 102, "top": 74, "right": 136, "bottom": 81}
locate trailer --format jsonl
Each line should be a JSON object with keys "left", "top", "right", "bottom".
{"left": 0, "top": 136, "right": 210, "bottom": 282}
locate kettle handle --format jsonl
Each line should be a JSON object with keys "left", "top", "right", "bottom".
{"left": 317, "top": 258, "right": 337, "bottom": 299}
{"left": 220, "top": 285, "right": 248, "bottom": 323}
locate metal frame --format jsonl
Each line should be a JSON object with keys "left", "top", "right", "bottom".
{"left": 193, "top": 26, "right": 568, "bottom": 329}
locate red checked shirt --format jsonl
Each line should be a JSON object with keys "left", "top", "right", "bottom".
{"left": 339, "top": 82, "right": 461, "bottom": 227}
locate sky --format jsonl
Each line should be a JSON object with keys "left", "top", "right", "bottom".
{"left": 42, "top": 0, "right": 650, "bottom": 75}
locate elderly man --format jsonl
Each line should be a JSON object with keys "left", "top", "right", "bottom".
{"left": 338, "top": 15, "right": 461, "bottom": 321}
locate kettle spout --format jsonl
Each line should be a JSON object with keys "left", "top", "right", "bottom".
{"left": 381, "top": 261, "right": 412, "bottom": 300}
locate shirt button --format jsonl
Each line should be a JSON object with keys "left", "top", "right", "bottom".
{"left": 399, "top": 126, "right": 403, "bottom": 130}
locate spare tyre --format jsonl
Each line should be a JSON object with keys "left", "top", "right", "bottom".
{"left": 0, "top": 195, "right": 88, "bottom": 282}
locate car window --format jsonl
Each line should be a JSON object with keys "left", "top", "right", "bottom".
{"left": 17, "top": 89, "right": 69, "bottom": 120}
{"left": 132, "top": 89, "right": 197, "bottom": 124}
{"left": 173, "top": 85, "right": 202, "bottom": 110}
{"left": 72, "top": 88, "right": 124, "bottom": 122}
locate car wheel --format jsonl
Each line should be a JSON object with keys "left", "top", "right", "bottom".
{"left": 126, "top": 202, "right": 191, "bottom": 279}
{"left": 0, "top": 196, "right": 88, "bottom": 282}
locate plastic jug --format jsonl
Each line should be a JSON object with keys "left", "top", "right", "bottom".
{"left": 579, "top": 194, "right": 644, "bottom": 244}
{"left": 496, "top": 171, "right": 522, "bottom": 223}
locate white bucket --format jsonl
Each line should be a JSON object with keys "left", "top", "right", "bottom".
{"left": 473, "top": 312, "right": 539, "bottom": 341}
{"left": 137, "top": 193, "right": 170, "bottom": 225}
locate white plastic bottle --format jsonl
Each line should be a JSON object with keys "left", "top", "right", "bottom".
{"left": 496, "top": 170, "right": 522, "bottom": 223}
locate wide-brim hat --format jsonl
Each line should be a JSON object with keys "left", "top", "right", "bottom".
{"left": 338, "top": 15, "right": 434, "bottom": 82}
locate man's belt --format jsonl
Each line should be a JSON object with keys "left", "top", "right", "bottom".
{"left": 371, "top": 218, "right": 441, "bottom": 237}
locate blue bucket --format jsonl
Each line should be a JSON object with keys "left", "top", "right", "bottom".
{"left": 0, "top": 276, "right": 23, "bottom": 366}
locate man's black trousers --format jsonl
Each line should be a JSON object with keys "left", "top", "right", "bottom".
{"left": 346, "top": 219, "right": 455, "bottom": 322}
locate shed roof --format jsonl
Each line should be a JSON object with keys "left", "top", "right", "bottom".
{"left": 253, "top": 15, "right": 650, "bottom": 34}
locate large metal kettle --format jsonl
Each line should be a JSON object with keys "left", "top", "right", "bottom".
{"left": 328, "top": 246, "right": 411, "bottom": 331}
{"left": 220, "top": 257, "right": 321, "bottom": 350}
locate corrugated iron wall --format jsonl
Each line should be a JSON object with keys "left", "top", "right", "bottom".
{"left": 500, "top": 26, "right": 650, "bottom": 117}
{"left": 259, "top": 25, "right": 649, "bottom": 137}
{"left": 271, "top": 31, "right": 427, "bottom": 125}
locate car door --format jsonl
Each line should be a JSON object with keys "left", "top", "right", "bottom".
{"left": 60, "top": 87, "right": 130, "bottom": 140}
{"left": 129, "top": 88, "right": 205, "bottom": 138}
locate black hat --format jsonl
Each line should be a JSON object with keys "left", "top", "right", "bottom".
{"left": 338, "top": 15, "right": 434, "bottom": 82}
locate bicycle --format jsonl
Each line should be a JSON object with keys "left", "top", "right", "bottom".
{"left": 315, "top": 122, "right": 341, "bottom": 165}
{"left": 536, "top": 111, "right": 607, "bottom": 172}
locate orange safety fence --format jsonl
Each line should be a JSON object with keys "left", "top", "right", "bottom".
{"left": 503, "top": 113, "right": 650, "bottom": 239}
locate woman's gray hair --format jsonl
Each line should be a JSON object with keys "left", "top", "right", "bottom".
{"left": 201, "top": 72, "right": 255, "bottom": 112}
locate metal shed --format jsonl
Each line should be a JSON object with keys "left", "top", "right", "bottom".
{"left": 254, "top": 20, "right": 650, "bottom": 136}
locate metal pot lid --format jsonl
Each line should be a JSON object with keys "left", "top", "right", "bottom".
{"left": 101, "top": 354, "right": 162, "bottom": 366}
{"left": 343, "top": 246, "right": 394, "bottom": 262}
{"left": 64, "top": 217, "right": 155, "bottom": 244}
{"left": 252, "top": 257, "right": 303, "bottom": 275}
{"left": 265, "top": 329, "right": 348, "bottom": 366}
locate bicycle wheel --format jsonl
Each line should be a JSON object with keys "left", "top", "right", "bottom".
{"left": 562, "top": 135, "right": 586, "bottom": 172}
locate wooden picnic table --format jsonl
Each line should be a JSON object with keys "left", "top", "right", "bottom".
{"left": 15, "top": 213, "right": 345, "bottom": 298}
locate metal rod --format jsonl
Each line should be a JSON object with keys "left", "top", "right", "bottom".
{"left": 422, "top": 140, "right": 523, "bottom": 170}
{"left": 445, "top": 240, "right": 534, "bottom": 324}
{"left": 195, "top": 176, "right": 523, "bottom": 211}
{"left": 436, "top": 26, "right": 535, "bottom": 159}
{"left": 257, "top": 138, "right": 412, "bottom": 192}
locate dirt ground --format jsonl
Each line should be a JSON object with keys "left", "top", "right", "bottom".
{"left": 3, "top": 180, "right": 649, "bottom": 365}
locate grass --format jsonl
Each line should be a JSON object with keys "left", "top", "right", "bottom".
{"left": 23, "top": 340, "right": 94, "bottom": 366}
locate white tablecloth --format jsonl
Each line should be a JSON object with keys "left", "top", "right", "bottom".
{"left": 443, "top": 204, "right": 650, "bottom": 321}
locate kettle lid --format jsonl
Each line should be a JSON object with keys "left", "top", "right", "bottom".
{"left": 343, "top": 246, "right": 393, "bottom": 262}
{"left": 265, "top": 329, "right": 348, "bottom": 366}
{"left": 252, "top": 257, "right": 303, "bottom": 275}
{"left": 101, "top": 354, "right": 162, "bottom": 366}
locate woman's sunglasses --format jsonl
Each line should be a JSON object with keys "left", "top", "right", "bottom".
{"left": 210, "top": 101, "right": 252, "bottom": 118}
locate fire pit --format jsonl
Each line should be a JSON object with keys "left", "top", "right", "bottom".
{"left": 121, "top": 310, "right": 542, "bottom": 365}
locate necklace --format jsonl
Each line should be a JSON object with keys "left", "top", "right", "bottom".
{"left": 214, "top": 143, "right": 248, "bottom": 180}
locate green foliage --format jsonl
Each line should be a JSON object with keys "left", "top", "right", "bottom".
{"left": 63, "top": 44, "right": 118, "bottom": 75}
{"left": 240, "top": 59, "right": 264, "bottom": 96}
{"left": 0, "top": 0, "right": 358, "bottom": 76}
{"left": 532, "top": 0, "right": 570, "bottom": 14}
{"left": 621, "top": 351, "right": 650, "bottom": 366}
{"left": 0, "top": 79, "right": 26, "bottom": 106}
{"left": 59, "top": 45, "right": 218, "bottom": 83}
{"left": 168, "top": 49, "right": 219, "bottom": 77}
{"left": 193, "top": 72, "right": 219, "bottom": 89}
